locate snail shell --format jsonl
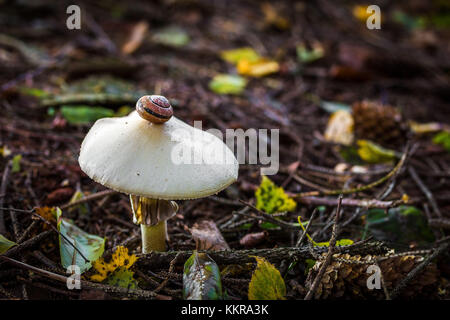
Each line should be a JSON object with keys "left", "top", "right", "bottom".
{"left": 136, "top": 95, "right": 173, "bottom": 124}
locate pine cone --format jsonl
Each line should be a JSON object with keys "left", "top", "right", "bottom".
{"left": 352, "top": 100, "right": 408, "bottom": 148}
{"left": 306, "top": 253, "right": 439, "bottom": 299}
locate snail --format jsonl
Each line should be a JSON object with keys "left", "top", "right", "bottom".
{"left": 136, "top": 95, "right": 173, "bottom": 124}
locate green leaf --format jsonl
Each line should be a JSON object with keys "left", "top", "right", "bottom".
{"left": 366, "top": 205, "right": 434, "bottom": 248}
{"left": 392, "top": 10, "right": 426, "bottom": 30}
{"left": 11, "top": 154, "right": 22, "bottom": 173}
{"left": 433, "top": 131, "right": 450, "bottom": 152}
{"left": 57, "top": 208, "right": 105, "bottom": 273}
{"left": 0, "top": 234, "right": 17, "bottom": 254}
{"left": 320, "top": 101, "right": 351, "bottom": 113}
{"left": 152, "top": 26, "right": 190, "bottom": 47}
{"left": 296, "top": 43, "right": 324, "bottom": 64}
{"left": 255, "top": 176, "right": 296, "bottom": 214}
{"left": 357, "top": 140, "right": 397, "bottom": 164}
{"left": 209, "top": 74, "right": 247, "bottom": 95}
{"left": 60, "top": 105, "right": 114, "bottom": 124}
{"left": 19, "top": 87, "right": 51, "bottom": 99}
{"left": 248, "top": 256, "right": 286, "bottom": 300}
{"left": 220, "top": 47, "right": 260, "bottom": 65}
{"left": 105, "top": 267, "right": 138, "bottom": 289}
{"left": 183, "top": 251, "right": 223, "bottom": 300}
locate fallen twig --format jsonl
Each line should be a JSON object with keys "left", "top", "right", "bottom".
{"left": 60, "top": 189, "right": 117, "bottom": 210}
{"left": 296, "top": 196, "right": 405, "bottom": 209}
{"left": 135, "top": 241, "right": 389, "bottom": 270}
{"left": 0, "top": 161, "right": 11, "bottom": 235}
{"left": 294, "top": 147, "right": 408, "bottom": 199}
{"left": 408, "top": 166, "right": 442, "bottom": 218}
{"left": 304, "top": 196, "right": 342, "bottom": 300}
{"left": 0, "top": 255, "right": 170, "bottom": 300}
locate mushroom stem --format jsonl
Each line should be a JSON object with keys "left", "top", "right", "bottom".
{"left": 141, "top": 221, "right": 167, "bottom": 253}
{"left": 130, "top": 195, "right": 178, "bottom": 253}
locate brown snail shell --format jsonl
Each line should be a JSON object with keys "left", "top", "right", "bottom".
{"left": 136, "top": 95, "right": 173, "bottom": 124}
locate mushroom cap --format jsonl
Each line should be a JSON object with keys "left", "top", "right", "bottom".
{"left": 78, "top": 111, "right": 238, "bottom": 200}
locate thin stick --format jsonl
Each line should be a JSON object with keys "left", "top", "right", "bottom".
{"left": 0, "top": 255, "right": 170, "bottom": 300}
{"left": 408, "top": 166, "right": 442, "bottom": 217}
{"left": 154, "top": 252, "right": 181, "bottom": 293}
{"left": 296, "top": 208, "right": 318, "bottom": 247}
{"left": 1, "top": 207, "right": 89, "bottom": 263}
{"left": 239, "top": 200, "right": 299, "bottom": 230}
{"left": 294, "top": 147, "right": 408, "bottom": 199}
{"left": 297, "top": 196, "right": 405, "bottom": 209}
{"left": 0, "top": 161, "right": 11, "bottom": 234}
{"left": 304, "top": 196, "right": 342, "bottom": 300}
{"left": 60, "top": 189, "right": 117, "bottom": 210}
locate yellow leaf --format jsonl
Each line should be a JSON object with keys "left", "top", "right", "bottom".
{"left": 220, "top": 47, "right": 260, "bottom": 65}
{"left": 91, "top": 246, "right": 138, "bottom": 282}
{"left": 357, "top": 140, "right": 397, "bottom": 164}
{"left": 352, "top": 5, "right": 372, "bottom": 22}
{"left": 0, "top": 145, "right": 12, "bottom": 157}
{"left": 409, "top": 121, "right": 442, "bottom": 134}
{"left": 324, "top": 110, "right": 354, "bottom": 145}
{"left": 237, "top": 58, "right": 279, "bottom": 77}
{"left": 255, "top": 176, "right": 296, "bottom": 214}
{"left": 248, "top": 256, "right": 286, "bottom": 300}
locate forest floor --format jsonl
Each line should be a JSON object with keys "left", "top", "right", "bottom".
{"left": 0, "top": 0, "right": 449, "bottom": 300}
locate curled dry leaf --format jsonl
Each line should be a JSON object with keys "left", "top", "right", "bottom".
{"left": 324, "top": 110, "right": 354, "bottom": 146}
{"left": 190, "top": 220, "right": 229, "bottom": 251}
{"left": 121, "top": 21, "right": 149, "bottom": 55}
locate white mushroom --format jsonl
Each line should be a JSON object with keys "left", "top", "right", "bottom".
{"left": 79, "top": 95, "right": 238, "bottom": 252}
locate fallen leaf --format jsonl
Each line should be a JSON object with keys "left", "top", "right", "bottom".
{"left": 220, "top": 47, "right": 260, "bottom": 65}
{"left": 11, "top": 154, "right": 21, "bottom": 173}
{"left": 45, "top": 187, "right": 74, "bottom": 205}
{"left": 121, "top": 21, "right": 149, "bottom": 55}
{"left": 152, "top": 26, "right": 190, "bottom": 47}
{"left": 0, "top": 145, "right": 12, "bottom": 157}
{"left": 366, "top": 206, "right": 434, "bottom": 247}
{"left": 190, "top": 220, "right": 229, "bottom": 251}
{"left": 57, "top": 208, "right": 105, "bottom": 273}
{"left": 409, "top": 122, "right": 443, "bottom": 134}
{"left": 324, "top": 110, "right": 354, "bottom": 145}
{"left": 239, "top": 231, "right": 268, "bottom": 248}
{"left": 433, "top": 131, "right": 450, "bottom": 152}
{"left": 60, "top": 105, "right": 114, "bottom": 124}
{"left": 255, "top": 176, "right": 297, "bottom": 214}
{"left": 320, "top": 100, "right": 351, "bottom": 113}
{"left": 209, "top": 74, "right": 247, "bottom": 95}
{"left": 183, "top": 251, "right": 223, "bottom": 300}
{"left": 296, "top": 41, "right": 324, "bottom": 64}
{"left": 105, "top": 267, "right": 138, "bottom": 289}
{"left": 0, "top": 234, "right": 16, "bottom": 254}
{"left": 357, "top": 140, "right": 397, "bottom": 163}
{"left": 248, "top": 256, "right": 286, "bottom": 300}
{"left": 91, "top": 246, "right": 138, "bottom": 282}
{"left": 237, "top": 58, "right": 279, "bottom": 77}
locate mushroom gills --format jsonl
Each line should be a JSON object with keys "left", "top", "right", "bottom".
{"left": 130, "top": 195, "right": 178, "bottom": 252}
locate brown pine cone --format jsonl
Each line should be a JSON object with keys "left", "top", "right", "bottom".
{"left": 352, "top": 100, "right": 409, "bottom": 148}
{"left": 306, "top": 253, "right": 439, "bottom": 299}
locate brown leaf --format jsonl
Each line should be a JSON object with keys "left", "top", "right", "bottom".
{"left": 239, "top": 231, "right": 268, "bottom": 248}
{"left": 190, "top": 220, "right": 229, "bottom": 251}
{"left": 121, "top": 21, "right": 149, "bottom": 55}
{"left": 45, "top": 187, "right": 74, "bottom": 205}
